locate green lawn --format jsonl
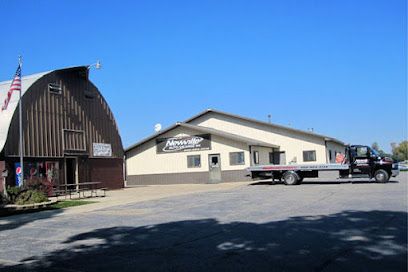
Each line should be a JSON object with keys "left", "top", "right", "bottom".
{"left": 50, "top": 200, "right": 97, "bottom": 209}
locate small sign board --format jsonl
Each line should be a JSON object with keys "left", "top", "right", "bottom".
{"left": 93, "top": 143, "right": 112, "bottom": 157}
{"left": 15, "top": 162, "right": 23, "bottom": 187}
{"left": 156, "top": 134, "right": 211, "bottom": 154}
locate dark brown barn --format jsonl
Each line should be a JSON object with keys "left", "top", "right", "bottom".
{"left": 0, "top": 66, "right": 124, "bottom": 191}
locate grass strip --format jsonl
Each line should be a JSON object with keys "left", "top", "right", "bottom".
{"left": 50, "top": 200, "right": 97, "bottom": 209}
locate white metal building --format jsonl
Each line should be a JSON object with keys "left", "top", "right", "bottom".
{"left": 125, "top": 109, "right": 345, "bottom": 185}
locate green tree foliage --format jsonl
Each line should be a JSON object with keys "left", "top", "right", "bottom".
{"left": 371, "top": 142, "right": 387, "bottom": 157}
{"left": 391, "top": 141, "right": 408, "bottom": 162}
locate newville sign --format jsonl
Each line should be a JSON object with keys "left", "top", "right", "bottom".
{"left": 156, "top": 134, "right": 211, "bottom": 154}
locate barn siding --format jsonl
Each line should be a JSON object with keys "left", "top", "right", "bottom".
{"left": 2, "top": 67, "right": 124, "bottom": 189}
{"left": 3, "top": 68, "right": 123, "bottom": 159}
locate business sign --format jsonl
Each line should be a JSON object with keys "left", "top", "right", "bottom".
{"left": 15, "top": 162, "right": 23, "bottom": 187}
{"left": 93, "top": 143, "right": 112, "bottom": 157}
{"left": 156, "top": 134, "right": 211, "bottom": 154}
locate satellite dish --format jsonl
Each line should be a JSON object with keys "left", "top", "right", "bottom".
{"left": 154, "top": 123, "right": 162, "bottom": 132}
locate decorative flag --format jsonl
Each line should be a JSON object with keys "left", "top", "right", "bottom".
{"left": 1, "top": 64, "right": 22, "bottom": 111}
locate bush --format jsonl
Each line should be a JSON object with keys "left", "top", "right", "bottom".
{"left": 5, "top": 186, "right": 49, "bottom": 205}
{"left": 6, "top": 186, "right": 22, "bottom": 203}
{"left": 14, "top": 190, "right": 48, "bottom": 205}
{"left": 26, "top": 177, "right": 54, "bottom": 196}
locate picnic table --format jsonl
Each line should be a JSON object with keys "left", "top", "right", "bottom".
{"left": 56, "top": 182, "right": 106, "bottom": 199}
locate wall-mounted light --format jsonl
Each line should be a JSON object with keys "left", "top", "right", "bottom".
{"left": 88, "top": 60, "right": 102, "bottom": 70}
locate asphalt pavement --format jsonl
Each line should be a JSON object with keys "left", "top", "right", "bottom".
{"left": 0, "top": 172, "right": 406, "bottom": 272}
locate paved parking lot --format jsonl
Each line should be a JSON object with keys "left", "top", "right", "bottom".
{"left": 0, "top": 172, "right": 407, "bottom": 272}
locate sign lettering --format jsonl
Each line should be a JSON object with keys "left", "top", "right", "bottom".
{"left": 156, "top": 134, "right": 211, "bottom": 154}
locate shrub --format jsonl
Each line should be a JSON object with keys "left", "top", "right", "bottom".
{"left": 4, "top": 186, "right": 49, "bottom": 205}
{"left": 26, "top": 177, "right": 54, "bottom": 196}
{"left": 6, "top": 186, "right": 22, "bottom": 203}
{"left": 14, "top": 190, "right": 48, "bottom": 205}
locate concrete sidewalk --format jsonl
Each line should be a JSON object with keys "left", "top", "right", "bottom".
{"left": 50, "top": 181, "right": 252, "bottom": 216}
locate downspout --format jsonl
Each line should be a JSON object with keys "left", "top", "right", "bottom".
{"left": 123, "top": 154, "right": 126, "bottom": 188}
{"left": 249, "top": 145, "right": 252, "bottom": 166}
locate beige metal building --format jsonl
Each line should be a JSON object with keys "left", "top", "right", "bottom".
{"left": 125, "top": 109, "right": 345, "bottom": 185}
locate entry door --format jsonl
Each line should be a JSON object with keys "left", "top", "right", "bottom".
{"left": 65, "top": 158, "right": 77, "bottom": 185}
{"left": 208, "top": 154, "right": 221, "bottom": 184}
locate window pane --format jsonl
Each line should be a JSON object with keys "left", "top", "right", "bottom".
{"left": 303, "top": 151, "right": 316, "bottom": 162}
{"left": 187, "top": 155, "right": 201, "bottom": 168}
{"left": 356, "top": 147, "right": 368, "bottom": 157}
{"left": 230, "top": 152, "right": 245, "bottom": 165}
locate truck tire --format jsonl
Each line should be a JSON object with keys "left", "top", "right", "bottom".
{"left": 374, "top": 169, "right": 389, "bottom": 183}
{"left": 283, "top": 172, "right": 299, "bottom": 185}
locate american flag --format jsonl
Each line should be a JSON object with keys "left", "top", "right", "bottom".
{"left": 1, "top": 64, "right": 22, "bottom": 111}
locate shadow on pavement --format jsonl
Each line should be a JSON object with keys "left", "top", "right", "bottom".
{"left": 0, "top": 208, "right": 63, "bottom": 232}
{"left": 249, "top": 180, "right": 400, "bottom": 186}
{"left": 1, "top": 210, "right": 406, "bottom": 272}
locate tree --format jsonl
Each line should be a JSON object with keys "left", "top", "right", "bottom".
{"left": 391, "top": 141, "right": 408, "bottom": 162}
{"left": 372, "top": 142, "right": 381, "bottom": 152}
{"left": 371, "top": 142, "right": 386, "bottom": 157}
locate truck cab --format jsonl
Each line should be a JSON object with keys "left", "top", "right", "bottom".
{"left": 340, "top": 145, "right": 396, "bottom": 182}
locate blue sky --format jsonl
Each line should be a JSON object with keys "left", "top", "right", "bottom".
{"left": 0, "top": 0, "right": 406, "bottom": 152}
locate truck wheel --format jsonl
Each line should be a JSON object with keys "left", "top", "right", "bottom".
{"left": 283, "top": 172, "right": 299, "bottom": 185}
{"left": 374, "top": 169, "right": 389, "bottom": 183}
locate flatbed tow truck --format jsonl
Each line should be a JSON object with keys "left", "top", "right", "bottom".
{"left": 247, "top": 145, "right": 400, "bottom": 185}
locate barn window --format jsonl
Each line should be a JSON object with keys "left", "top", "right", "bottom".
{"left": 303, "top": 150, "right": 316, "bottom": 162}
{"left": 63, "top": 129, "right": 86, "bottom": 153}
{"left": 84, "top": 90, "right": 95, "bottom": 100}
{"left": 230, "top": 152, "right": 245, "bottom": 165}
{"left": 187, "top": 155, "right": 201, "bottom": 168}
{"left": 48, "top": 83, "right": 62, "bottom": 94}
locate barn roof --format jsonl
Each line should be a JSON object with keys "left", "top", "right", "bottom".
{"left": 0, "top": 66, "right": 87, "bottom": 153}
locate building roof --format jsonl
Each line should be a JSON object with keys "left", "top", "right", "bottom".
{"left": 125, "top": 122, "right": 279, "bottom": 152}
{"left": 125, "top": 109, "right": 344, "bottom": 152}
{"left": 0, "top": 66, "right": 88, "bottom": 153}
{"left": 180, "top": 123, "right": 279, "bottom": 148}
{"left": 185, "top": 109, "right": 345, "bottom": 145}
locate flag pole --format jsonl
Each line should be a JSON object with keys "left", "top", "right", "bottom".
{"left": 18, "top": 56, "right": 24, "bottom": 187}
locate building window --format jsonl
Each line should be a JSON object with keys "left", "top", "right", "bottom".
{"left": 303, "top": 150, "right": 316, "bottom": 162}
{"left": 230, "top": 152, "right": 245, "bottom": 165}
{"left": 48, "top": 83, "right": 62, "bottom": 94}
{"left": 329, "top": 150, "right": 332, "bottom": 162}
{"left": 84, "top": 90, "right": 95, "bottom": 100}
{"left": 253, "top": 151, "right": 260, "bottom": 165}
{"left": 187, "top": 155, "right": 201, "bottom": 168}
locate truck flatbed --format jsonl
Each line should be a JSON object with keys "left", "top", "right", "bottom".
{"left": 248, "top": 163, "right": 349, "bottom": 172}
{"left": 247, "top": 145, "right": 399, "bottom": 185}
